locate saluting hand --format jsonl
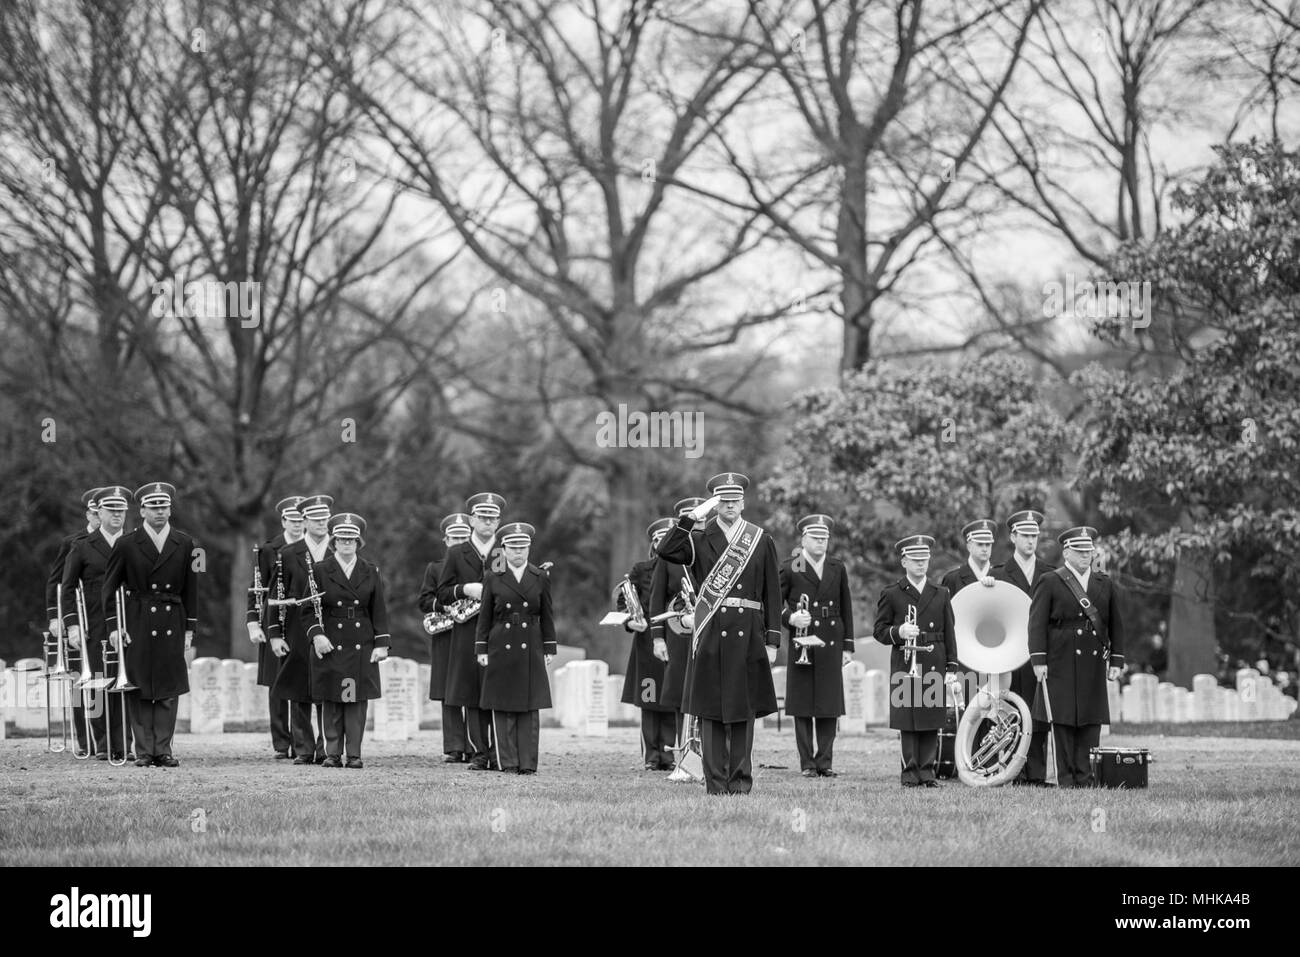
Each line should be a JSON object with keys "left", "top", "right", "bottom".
{"left": 690, "top": 496, "right": 720, "bottom": 521}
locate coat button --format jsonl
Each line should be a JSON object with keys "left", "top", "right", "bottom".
{"left": 355, "top": 622, "right": 361, "bottom": 628}
{"left": 506, "top": 603, "right": 511, "bottom": 608}
{"left": 354, "top": 599, "right": 359, "bottom": 605}
{"left": 929, "top": 622, "right": 934, "bottom": 628}
{"left": 522, "top": 622, "right": 527, "bottom": 629}
{"left": 505, "top": 644, "right": 511, "bottom": 650}
{"left": 813, "top": 601, "right": 819, "bottom": 607}
{"left": 828, "top": 601, "right": 834, "bottom": 606}
{"left": 522, "top": 643, "right": 527, "bottom": 649}
{"left": 1077, "top": 629, "right": 1083, "bottom": 635}
{"left": 522, "top": 602, "right": 527, "bottom": 607}
{"left": 831, "top": 619, "right": 837, "bottom": 626}
{"left": 505, "top": 623, "right": 511, "bottom": 629}
{"left": 721, "top": 631, "right": 728, "bottom": 637}
{"left": 338, "top": 624, "right": 343, "bottom": 630}
{"left": 738, "top": 631, "right": 744, "bottom": 637}
{"left": 151, "top": 606, "right": 157, "bottom": 613}
{"left": 166, "top": 630, "right": 172, "bottom": 636}
{"left": 356, "top": 644, "right": 361, "bottom": 650}
{"left": 1076, "top": 649, "right": 1081, "bottom": 655}
{"left": 734, "top": 584, "right": 740, "bottom": 591}
{"left": 151, "top": 630, "right": 157, "bottom": 636}
{"left": 152, "top": 584, "right": 158, "bottom": 589}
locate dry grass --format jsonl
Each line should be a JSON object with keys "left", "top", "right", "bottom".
{"left": 1, "top": 725, "right": 1296, "bottom": 866}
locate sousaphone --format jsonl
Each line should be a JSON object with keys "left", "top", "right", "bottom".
{"left": 950, "top": 581, "right": 1033, "bottom": 787}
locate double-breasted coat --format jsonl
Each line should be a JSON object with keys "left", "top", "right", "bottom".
{"left": 779, "top": 554, "right": 854, "bottom": 717}
{"left": 101, "top": 527, "right": 199, "bottom": 700}
{"left": 475, "top": 564, "right": 556, "bottom": 712}
{"left": 60, "top": 530, "right": 116, "bottom": 674}
{"left": 655, "top": 516, "right": 780, "bottom": 723}
{"left": 873, "top": 579, "right": 957, "bottom": 731}
{"left": 1028, "top": 568, "right": 1125, "bottom": 727}
{"left": 247, "top": 534, "right": 286, "bottom": 687}
{"left": 617, "top": 558, "right": 673, "bottom": 713}
{"left": 436, "top": 538, "right": 503, "bottom": 709}
{"left": 265, "top": 538, "right": 329, "bottom": 702}
{"left": 648, "top": 558, "right": 692, "bottom": 711}
{"left": 993, "top": 555, "right": 1056, "bottom": 707}
{"left": 417, "top": 548, "right": 450, "bottom": 701}
{"left": 303, "top": 555, "right": 391, "bottom": 703}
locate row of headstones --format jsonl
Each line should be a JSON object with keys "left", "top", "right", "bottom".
{"left": 1120, "top": 670, "right": 1297, "bottom": 723}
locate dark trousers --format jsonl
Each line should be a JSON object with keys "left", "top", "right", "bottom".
{"left": 491, "top": 710, "right": 540, "bottom": 772}
{"left": 126, "top": 693, "right": 178, "bottom": 759}
{"left": 289, "top": 700, "right": 326, "bottom": 758}
{"left": 1052, "top": 723, "right": 1101, "bottom": 787}
{"left": 795, "top": 716, "right": 837, "bottom": 772}
{"left": 899, "top": 729, "right": 939, "bottom": 785}
{"left": 442, "top": 703, "right": 468, "bottom": 755}
{"left": 268, "top": 694, "right": 291, "bottom": 754}
{"left": 465, "top": 706, "right": 495, "bottom": 766}
{"left": 101, "top": 689, "right": 129, "bottom": 757}
{"left": 322, "top": 700, "right": 368, "bottom": 759}
{"left": 699, "top": 718, "right": 755, "bottom": 795}
{"left": 640, "top": 710, "right": 677, "bottom": 768}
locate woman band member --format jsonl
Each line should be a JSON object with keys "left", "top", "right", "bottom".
{"left": 475, "top": 522, "right": 555, "bottom": 774}
{"left": 303, "top": 513, "right": 390, "bottom": 769}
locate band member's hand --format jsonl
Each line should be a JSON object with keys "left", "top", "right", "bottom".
{"left": 680, "top": 612, "right": 694, "bottom": 630}
{"left": 842, "top": 651, "right": 853, "bottom": 667}
{"left": 980, "top": 576, "right": 996, "bottom": 588}
{"left": 184, "top": 631, "right": 194, "bottom": 650}
{"left": 48, "top": 618, "right": 63, "bottom": 639}
{"left": 690, "top": 496, "right": 720, "bottom": 521}
{"left": 899, "top": 622, "right": 920, "bottom": 642}
{"left": 653, "top": 638, "right": 669, "bottom": 662}
{"left": 247, "top": 622, "right": 266, "bottom": 644}
{"left": 766, "top": 646, "right": 777, "bottom": 665}
{"left": 66, "top": 625, "right": 82, "bottom": 649}
{"left": 545, "top": 654, "right": 554, "bottom": 666}
{"left": 370, "top": 647, "right": 389, "bottom": 664}
{"left": 1107, "top": 665, "right": 1122, "bottom": 682}
{"left": 463, "top": 583, "right": 483, "bottom": 600}
{"left": 1034, "top": 664, "right": 1048, "bottom": 680}
{"left": 627, "top": 618, "right": 648, "bottom": 633}
{"left": 790, "top": 609, "right": 812, "bottom": 629}
{"left": 477, "top": 654, "right": 488, "bottom": 667}
{"left": 271, "top": 637, "right": 289, "bottom": 658}
{"left": 109, "top": 629, "right": 128, "bottom": 649}
{"left": 312, "top": 635, "right": 333, "bottom": 658}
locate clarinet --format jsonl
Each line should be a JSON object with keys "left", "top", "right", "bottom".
{"left": 274, "top": 549, "right": 287, "bottom": 630}
{"left": 301, "top": 544, "right": 325, "bottom": 637}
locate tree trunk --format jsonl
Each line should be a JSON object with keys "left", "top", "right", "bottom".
{"left": 1167, "top": 543, "right": 1217, "bottom": 687}
{"left": 837, "top": 140, "right": 873, "bottom": 375}
{"left": 228, "top": 528, "right": 256, "bottom": 661}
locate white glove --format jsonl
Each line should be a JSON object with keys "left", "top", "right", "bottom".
{"left": 841, "top": 651, "right": 853, "bottom": 667}
{"left": 370, "top": 647, "right": 389, "bottom": 664}
{"left": 690, "top": 496, "right": 720, "bottom": 521}
{"left": 312, "top": 635, "right": 333, "bottom": 658}
{"left": 477, "top": 654, "right": 488, "bottom": 666}
{"left": 766, "top": 646, "right": 777, "bottom": 665}
{"left": 790, "top": 609, "right": 812, "bottom": 628}
{"left": 653, "top": 638, "right": 669, "bottom": 662}
{"left": 680, "top": 612, "right": 694, "bottom": 631}
{"left": 48, "top": 618, "right": 63, "bottom": 639}
{"left": 247, "top": 622, "right": 266, "bottom": 644}
{"left": 66, "top": 625, "right": 82, "bottom": 649}
{"left": 463, "top": 582, "right": 483, "bottom": 600}
{"left": 899, "top": 622, "right": 919, "bottom": 642}
{"left": 270, "top": 637, "right": 289, "bottom": 658}
{"left": 184, "top": 631, "right": 194, "bottom": 650}
{"left": 980, "top": 576, "right": 996, "bottom": 588}
{"left": 627, "top": 618, "right": 648, "bottom": 633}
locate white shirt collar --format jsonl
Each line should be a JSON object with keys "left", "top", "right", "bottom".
{"left": 144, "top": 523, "right": 170, "bottom": 552}
{"left": 305, "top": 534, "right": 330, "bottom": 562}
{"left": 968, "top": 557, "right": 990, "bottom": 580}
{"left": 716, "top": 518, "right": 742, "bottom": 542}
{"left": 100, "top": 528, "right": 123, "bottom": 547}
{"left": 1067, "top": 562, "right": 1090, "bottom": 590}
{"left": 338, "top": 555, "right": 357, "bottom": 579}
{"left": 804, "top": 553, "right": 826, "bottom": 577}
{"left": 473, "top": 535, "right": 494, "bottom": 558}
{"left": 509, "top": 563, "right": 527, "bottom": 582}
{"left": 1014, "top": 552, "right": 1036, "bottom": 576}
{"left": 906, "top": 576, "right": 927, "bottom": 593}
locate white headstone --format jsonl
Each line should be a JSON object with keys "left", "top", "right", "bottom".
{"left": 12, "top": 659, "right": 49, "bottom": 732}
{"left": 1156, "top": 682, "right": 1175, "bottom": 722}
{"left": 1121, "top": 685, "right": 1143, "bottom": 724}
{"left": 840, "top": 660, "right": 867, "bottom": 735}
{"left": 189, "top": 657, "right": 224, "bottom": 733}
{"left": 1236, "top": 668, "right": 1261, "bottom": 720}
{"left": 1282, "top": 696, "right": 1297, "bottom": 719}
{"left": 1191, "top": 674, "right": 1219, "bottom": 721}
{"left": 1130, "top": 673, "right": 1158, "bottom": 722}
{"left": 1172, "top": 687, "right": 1191, "bottom": 722}
{"left": 1106, "top": 679, "right": 1122, "bottom": 724}
{"left": 865, "top": 669, "right": 889, "bottom": 725}
{"left": 220, "top": 659, "right": 244, "bottom": 723}
{"left": 606, "top": 675, "right": 628, "bottom": 723}
{"left": 580, "top": 660, "right": 609, "bottom": 736}
{"left": 401, "top": 658, "right": 422, "bottom": 736}
{"left": 419, "top": 663, "right": 438, "bottom": 726}
{"left": 372, "top": 657, "right": 410, "bottom": 741}
{"left": 242, "top": 663, "right": 262, "bottom": 722}
{"left": 178, "top": 686, "right": 191, "bottom": 723}
{"left": 1221, "top": 688, "right": 1240, "bottom": 721}
{"left": 1259, "top": 681, "right": 1281, "bottom": 720}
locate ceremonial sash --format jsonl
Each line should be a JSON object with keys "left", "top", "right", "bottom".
{"left": 693, "top": 520, "right": 764, "bottom": 639}
{"left": 1055, "top": 566, "right": 1108, "bottom": 659}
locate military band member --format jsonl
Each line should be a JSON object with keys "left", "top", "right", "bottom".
{"left": 302, "top": 513, "right": 390, "bottom": 769}
{"left": 61, "top": 485, "right": 131, "bottom": 760}
{"left": 475, "top": 522, "right": 555, "bottom": 774}
{"left": 874, "top": 535, "right": 958, "bottom": 787}
{"left": 267, "top": 493, "right": 333, "bottom": 764}
{"left": 779, "top": 514, "right": 855, "bottom": 778}
{"left": 437, "top": 492, "right": 507, "bottom": 770}
{"left": 993, "top": 509, "right": 1053, "bottom": 785}
{"left": 618, "top": 518, "right": 677, "bottom": 771}
{"left": 418, "top": 512, "right": 472, "bottom": 763}
{"left": 46, "top": 488, "right": 102, "bottom": 647}
{"left": 648, "top": 497, "right": 705, "bottom": 748}
{"left": 1029, "top": 526, "right": 1125, "bottom": 787}
{"left": 247, "top": 496, "right": 305, "bottom": 759}
{"left": 941, "top": 519, "right": 999, "bottom": 705}
{"left": 655, "top": 473, "right": 781, "bottom": 796}
{"left": 101, "top": 482, "right": 198, "bottom": 768}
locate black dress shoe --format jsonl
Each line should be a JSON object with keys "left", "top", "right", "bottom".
{"left": 134, "top": 757, "right": 154, "bottom": 768}
{"left": 345, "top": 757, "right": 363, "bottom": 769}
{"left": 921, "top": 779, "right": 940, "bottom": 788}
{"left": 314, "top": 753, "right": 327, "bottom": 765}
{"left": 443, "top": 752, "right": 463, "bottom": 763}
{"left": 156, "top": 755, "right": 180, "bottom": 768}
{"left": 469, "top": 759, "right": 492, "bottom": 771}
{"left": 292, "top": 755, "right": 314, "bottom": 765}
{"left": 274, "top": 750, "right": 291, "bottom": 760}
{"left": 461, "top": 752, "right": 472, "bottom": 763}
{"left": 659, "top": 762, "right": 675, "bottom": 772}
{"left": 800, "top": 769, "right": 819, "bottom": 778}
{"left": 110, "top": 753, "right": 126, "bottom": 763}
{"left": 818, "top": 768, "right": 839, "bottom": 777}
{"left": 95, "top": 752, "right": 108, "bottom": 761}
{"left": 518, "top": 768, "right": 536, "bottom": 775}
{"left": 321, "top": 756, "right": 343, "bottom": 768}
{"left": 501, "top": 766, "right": 520, "bottom": 774}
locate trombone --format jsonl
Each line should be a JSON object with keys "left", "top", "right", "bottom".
{"left": 70, "top": 583, "right": 96, "bottom": 760}
{"left": 43, "top": 594, "right": 75, "bottom": 753}
{"left": 102, "top": 586, "right": 137, "bottom": 766}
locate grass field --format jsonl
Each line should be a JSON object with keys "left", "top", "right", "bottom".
{"left": 2, "top": 725, "right": 1297, "bottom": 866}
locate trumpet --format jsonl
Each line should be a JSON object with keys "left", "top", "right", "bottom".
{"left": 616, "top": 576, "right": 646, "bottom": 629}
{"left": 793, "top": 594, "right": 812, "bottom": 665}
{"left": 901, "top": 604, "right": 934, "bottom": 678}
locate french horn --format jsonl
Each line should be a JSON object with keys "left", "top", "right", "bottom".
{"left": 950, "top": 581, "right": 1033, "bottom": 787}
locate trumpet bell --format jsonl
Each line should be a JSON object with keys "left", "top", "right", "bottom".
{"left": 950, "top": 580, "right": 1031, "bottom": 674}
